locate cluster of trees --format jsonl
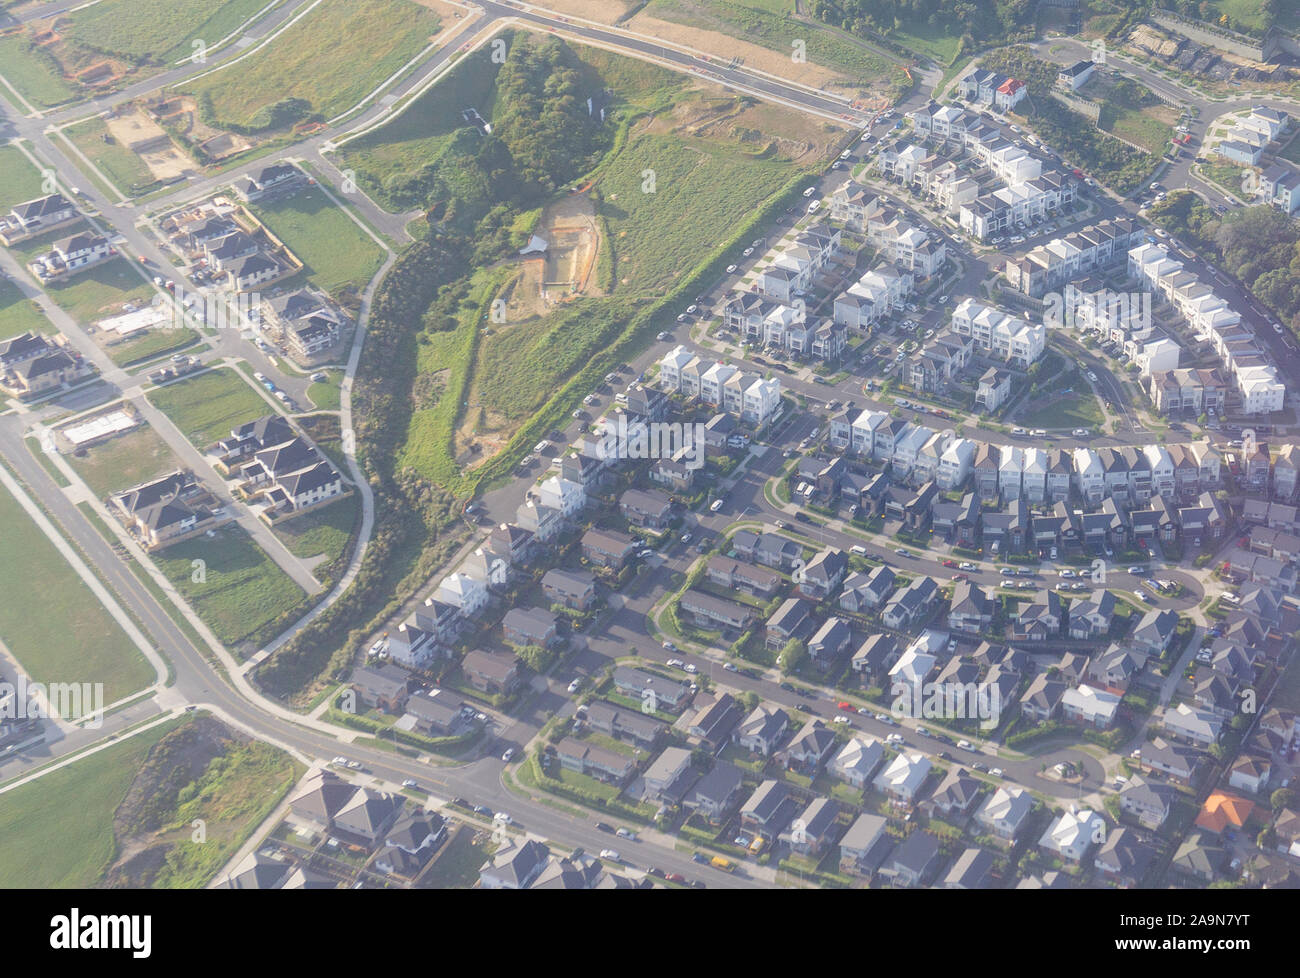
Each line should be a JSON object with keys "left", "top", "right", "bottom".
{"left": 809, "top": 0, "right": 1037, "bottom": 54}
{"left": 1152, "top": 194, "right": 1300, "bottom": 330}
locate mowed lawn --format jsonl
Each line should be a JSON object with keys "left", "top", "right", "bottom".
{"left": 0, "top": 719, "right": 177, "bottom": 888}
{"left": 0, "top": 143, "right": 48, "bottom": 210}
{"left": 147, "top": 368, "right": 272, "bottom": 448}
{"left": 1020, "top": 393, "right": 1104, "bottom": 430}
{"left": 250, "top": 187, "right": 383, "bottom": 295}
{"left": 0, "top": 277, "right": 50, "bottom": 340}
{"left": 152, "top": 524, "right": 306, "bottom": 648}
{"left": 183, "top": 0, "right": 440, "bottom": 127}
{"left": 67, "top": 424, "right": 183, "bottom": 498}
{"left": 0, "top": 35, "right": 79, "bottom": 109}
{"left": 0, "top": 480, "right": 154, "bottom": 701}
{"left": 64, "top": 0, "right": 269, "bottom": 64}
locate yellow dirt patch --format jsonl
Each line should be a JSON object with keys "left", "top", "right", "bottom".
{"left": 105, "top": 108, "right": 197, "bottom": 182}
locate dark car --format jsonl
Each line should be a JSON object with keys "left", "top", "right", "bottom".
{"left": 794, "top": 512, "right": 813, "bottom": 523}
{"left": 779, "top": 682, "right": 795, "bottom": 692}
{"left": 452, "top": 797, "right": 471, "bottom": 809}
{"left": 596, "top": 821, "right": 616, "bottom": 834}
{"left": 647, "top": 867, "right": 666, "bottom": 878}
{"left": 688, "top": 880, "right": 707, "bottom": 889}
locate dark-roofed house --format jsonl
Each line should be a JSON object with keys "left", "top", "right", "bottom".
{"left": 555, "top": 737, "right": 636, "bottom": 785}
{"left": 586, "top": 700, "right": 667, "bottom": 750}
{"left": 1120, "top": 775, "right": 1174, "bottom": 829}
{"left": 1020, "top": 673, "right": 1067, "bottom": 722}
{"left": 882, "top": 576, "right": 939, "bottom": 631}
{"left": 620, "top": 488, "right": 673, "bottom": 529}
{"left": 350, "top": 662, "right": 411, "bottom": 714}
{"left": 851, "top": 633, "right": 899, "bottom": 679}
{"left": 734, "top": 705, "right": 790, "bottom": 756}
{"left": 1068, "top": 589, "right": 1116, "bottom": 639}
{"left": 480, "top": 838, "right": 550, "bottom": 889}
{"left": 1130, "top": 608, "right": 1178, "bottom": 657}
{"left": 942, "top": 847, "right": 996, "bottom": 889}
{"left": 838, "top": 565, "right": 896, "bottom": 613}
{"left": 542, "top": 567, "right": 596, "bottom": 611}
{"left": 581, "top": 528, "right": 637, "bottom": 570}
{"left": 799, "top": 548, "right": 848, "bottom": 600}
{"left": 685, "top": 692, "right": 742, "bottom": 750}
{"left": 739, "top": 780, "right": 799, "bottom": 841}
{"left": 948, "top": 581, "right": 993, "bottom": 633}
{"left": 235, "top": 162, "right": 304, "bottom": 201}
{"left": 779, "top": 796, "right": 842, "bottom": 855}
{"left": 1011, "top": 589, "right": 1063, "bottom": 641}
{"left": 1096, "top": 827, "right": 1157, "bottom": 888}
{"left": 502, "top": 606, "right": 558, "bottom": 648}
{"left": 404, "top": 688, "right": 470, "bottom": 737}
{"left": 679, "top": 589, "right": 756, "bottom": 632}
{"left": 706, "top": 556, "right": 782, "bottom": 597}
{"left": 612, "top": 666, "right": 691, "bottom": 712}
{"left": 374, "top": 810, "right": 447, "bottom": 880}
{"left": 460, "top": 649, "right": 520, "bottom": 695}
{"left": 781, "top": 719, "right": 838, "bottom": 772}
{"left": 683, "top": 761, "right": 745, "bottom": 823}
{"left": 642, "top": 746, "right": 696, "bottom": 803}
{"left": 928, "top": 767, "right": 983, "bottom": 818}
{"left": 765, "top": 596, "right": 815, "bottom": 650}
{"left": 807, "top": 616, "right": 853, "bottom": 668}
{"left": 289, "top": 770, "right": 356, "bottom": 833}
{"left": 880, "top": 831, "right": 943, "bottom": 888}
{"left": 333, "top": 788, "right": 403, "bottom": 845}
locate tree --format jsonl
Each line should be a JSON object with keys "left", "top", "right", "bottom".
{"left": 1271, "top": 788, "right": 1295, "bottom": 811}
{"left": 739, "top": 690, "right": 760, "bottom": 714}
{"left": 516, "top": 644, "right": 555, "bottom": 672}
{"left": 779, "top": 639, "right": 807, "bottom": 674}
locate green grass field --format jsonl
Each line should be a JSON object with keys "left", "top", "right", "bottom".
{"left": 249, "top": 187, "right": 383, "bottom": 295}
{"left": 272, "top": 493, "right": 357, "bottom": 580}
{"left": 888, "top": 17, "right": 963, "bottom": 63}
{"left": 67, "top": 424, "right": 184, "bottom": 498}
{"left": 64, "top": 0, "right": 271, "bottom": 65}
{"left": 307, "top": 369, "right": 342, "bottom": 410}
{"left": 0, "top": 277, "right": 49, "bottom": 340}
{"left": 183, "top": 0, "right": 440, "bottom": 129}
{"left": 0, "top": 35, "right": 79, "bottom": 109}
{"left": 61, "top": 116, "right": 160, "bottom": 198}
{"left": 105, "top": 325, "right": 202, "bottom": 367}
{"left": 147, "top": 368, "right": 273, "bottom": 447}
{"left": 151, "top": 524, "right": 306, "bottom": 648}
{"left": 0, "top": 720, "right": 177, "bottom": 888}
{"left": 1019, "top": 393, "right": 1104, "bottom": 430}
{"left": 0, "top": 143, "right": 48, "bottom": 210}
{"left": 0, "top": 477, "right": 154, "bottom": 702}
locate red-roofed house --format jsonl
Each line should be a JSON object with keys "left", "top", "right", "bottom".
{"left": 1194, "top": 791, "right": 1255, "bottom": 835}
{"left": 995, "top": 78, "right": 1027, "bottom": 112}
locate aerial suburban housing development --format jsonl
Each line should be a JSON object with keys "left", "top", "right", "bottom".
{"left": 2, "top": 0, "right": 1300, "bottom": 932}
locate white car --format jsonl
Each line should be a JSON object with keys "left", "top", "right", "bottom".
{"left": 346, "top": 761, "right": 361, "bottom": 770}
{"left": 667, "top": 658, "right": 684, "bottom": 667}
{"left": 494, "top": 812, "right": 513, "bottom": 825}
{"left": 959, "top": 562, "right": 975, "bottom": 571}
{"left": 401, "top": 779, "right": 418, "bottom": 788}
{"left": 726, "top": 264, "right": 738, "bottom": 274}
{"left": 684, "top": 663, "right": 698, "bottom": 674}
{"left": 567, "top": 678, "right": 582, "bottom": 693}
{"left": 616, "top": 827, "right": 638, "bottom": 840}
{"left": 886, "top": 733, "right": 904, "bottom": 744}
{"left": 1001, "top": 579, "right": 1015, "bottom": 588}
{"left": 709, "top": 499, "right": 724, "bottom": 512}
{"left": 990, "top": 768, "right": 1004, "bottom": 778}
{"left": 332, "top": 756, "right": 348, "bottom": 765}
{"left": 833, "top": 715, "right": 850, "bottom": 725}
{"left": 599, "top": 849, "right": 621, "bottom": 861}
{"left": 501, "top": 749, "right": 515, "bottom": 763}
{"left": 680, "top": 533, "right": 692, "bottom": 544}
{"left": 723, "top": 662, "right": 738, "bottom": 672}
{"left": 957, "top": 740, "right": 974, "bottom": 750}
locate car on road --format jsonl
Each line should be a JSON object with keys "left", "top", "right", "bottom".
{"left": 493, "top": 812, "right": 512, "bottom": 824}
{"left": 957, "top": 740, "right": 974, "bottom": 751}
{"left": 684, "top": 663, "right": 698, "bottom": 674}
{"left": 723, "top": 662, "right": 738, "bottom": 672}
{"left": 331, "top": 756, "right": 347, "bottom": 765}
{"left": 942, "top": 559, "right": 957, "bottom": 568}
{"left": 886, "top": 733, "right": 904, "bottom": 744}
{"left": 596, "top": 822, "right": 616, "bottom": 834}
{"left": 667, "top": 658, "right": 684, "bottom": 668}
{"left": 709, "top": 499, "right": 724, "bottom": 512}
{"left": 894, "top": 548, "right": 911, "bottom": 557}
{"left": 662, "top": 641, "right": 677, "bottom": 651}
{"left": 833, "top": 715, "right": 850, "bottom": 725}
{"left": 959, "top": 562, "right": 975, "bottom": 571}
{"left": 990, "top": 768, "right": 1004, "bottom": 778}
{"left": 1072, "top": 428, "right": 1089, "bottom": 437}
{"left": 1128, "top": 566, "right": 1146, "bottom": 575}
{"left": 401, "top": 778, "right": 418, "bottom": 788}
{"left": 599, "top": 849, "right": 621, "bottom": 861}
{"left": 616, "top": 827, "right": 637, "bottom": 840}
{"left": 680, "top": 532, "right": 692, "bottom": 543}
{"left": 726, "top": 264, "right": 738, "bottom": 274}
{"left": 501, "top": 748, "right": 515, "bottom": 763}
{"left": 950, "top": 573, "right": 966, "bottom": 582}
{"left": 972, "top": 762, "right": 989, "bottom": 773}
{"left": 346, "top": 760, "right": 361, "bottom": 770}
{"left": 1011, "top": 427, "right": 1026, "bottom": 435}
{"left": 1136, "top": 590, "right": 1151, "bottom": 603}
{"left": 691, "top": 852, "right": 708, "bottom": 864}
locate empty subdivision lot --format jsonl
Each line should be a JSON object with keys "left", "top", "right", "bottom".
{"left": 272, "top": 493, "right": 358, "bottom": 582}
{"left": 0, "top": 277, "right": 49, "bottom": 340}
{"left": 181, "top": 0, "right": 441, "bottom": 129}
{"left": 67, "top": 424, "right": 183, "bottom": 499}
{"left": 0, "top": 144, "right": 48, "bottom": 212}
{"left": 249, "top": 186, "right": 383, "bottom": 296}
{"left": 0, "top": 478, "right": 154, "bottom": 702}
{"left": 0, "top": 718, "right": 177, "bottom": 888}
{"left": 151, "top": 523, "right": 306, "bottom": 650}
{"left": 146, "top": 367, "right": 274, "bottom": 448}
{"left": 0, "top": 35, "right": 79, "bottom": 109}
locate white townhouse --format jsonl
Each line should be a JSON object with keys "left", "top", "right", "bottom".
{"left": 937, "top": 437, "right": 975, "bottom": 490}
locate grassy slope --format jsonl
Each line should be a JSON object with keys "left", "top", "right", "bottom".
{"left": 184, "top": 0, "right": 440, "bottom": 126}
{"left": 0, "top": 144, "right": 48, "bottom": 210}
{"left": 0, "top": 277, "right": 50, "bottom": 340}
{"left": 0, "top": 35, "right": 78, "bottom": 108}
{"left": 65, "top": 0, "right": 271, "bottom": 64}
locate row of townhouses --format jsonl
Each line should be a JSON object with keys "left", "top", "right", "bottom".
{"left": 1129, "top": 243, "right": 1286, "bottom": 415}
{"left": 722, "top": 293, "right": 847, "bottom": 361}
{"left": 1211, "top": 106, "right": 1289, "bottom": 167}
{"left": 1003, "top": 217, "right": 1146, "bottom": 298}
{"left": 657, "top": 346, "right": 783, "bottom": 426}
